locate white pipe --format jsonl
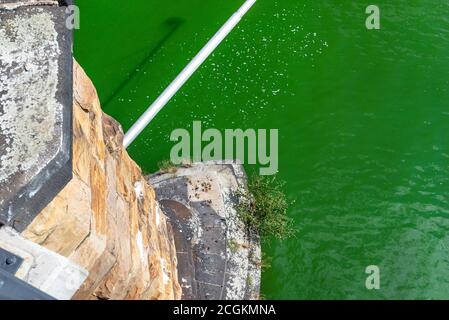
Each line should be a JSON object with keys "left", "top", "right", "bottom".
{"left": 123, "top": 0, "right": 257, "bottom": 148}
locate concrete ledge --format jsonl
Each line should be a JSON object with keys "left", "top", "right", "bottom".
{"left": 0, "top": 226, "right": 88, "bottom": 299}
{"left": 0, "top": 1, "right": 73, "bottom": 231}
{"left": 149, "top": 161, "right": 261, "bottom": 300}
{"left": 0, "top": 1, "right": 59, "bottom": 10}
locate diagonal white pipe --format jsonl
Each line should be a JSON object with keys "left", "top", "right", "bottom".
{"left": 123, "top": 0, "right": 257, "bottom": 148}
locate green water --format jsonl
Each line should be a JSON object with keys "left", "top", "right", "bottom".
{"left": 75, "top": 1, "right": 449, "bottom": 299}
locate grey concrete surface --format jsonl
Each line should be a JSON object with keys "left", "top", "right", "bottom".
{"left": 0, "top": 226, "right": 88, "bottom": 300}
{"left": 0, "top": 0, "right": 72, "bottom": 230}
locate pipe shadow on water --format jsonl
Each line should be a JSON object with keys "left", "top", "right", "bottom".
{"left": 103, "top": 17, "right": 185, "bottom": 108}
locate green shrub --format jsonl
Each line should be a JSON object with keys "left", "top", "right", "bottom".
{"left": 260, "top": 252, "right": 273, "bottom": 271}
{"left": 157, "top": 160, "right": 178, "bottom": 173}
{"left": 235, "top": 173, "right": 295, "bottom": 241}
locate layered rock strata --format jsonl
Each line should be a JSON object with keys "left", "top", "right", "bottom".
{"left": 20, "top": 62, "right": 182, "bottom": 300}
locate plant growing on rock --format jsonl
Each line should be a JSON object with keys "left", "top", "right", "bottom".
{"left": 235, "top": 173, "right": 295, "bottom": 241}
{"left": 157, "top": 160, "right": 178, "bottom": 174}
{"left": 157, "top": 158, "right": 193, "bottom": 174}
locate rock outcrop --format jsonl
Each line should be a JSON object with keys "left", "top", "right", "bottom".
{"left": 20, "top": 62, "right": 182, "bottom": 300}
{"left": 149, "top": 161, "right": 261, "bottom": 300}
{"left": 0, "top": 0, "right": 72, "bottom": 230}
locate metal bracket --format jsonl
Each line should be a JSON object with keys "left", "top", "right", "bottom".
{"left": 0, "top": 247, "right": 23, "bottom": 275}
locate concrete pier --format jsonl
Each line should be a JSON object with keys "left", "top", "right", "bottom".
{"left": 0, "top": 0, "right": 72, "bottom": 230}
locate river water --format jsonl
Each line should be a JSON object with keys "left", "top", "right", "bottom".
{"left": 75, "top": 0, "right": 449, "bottom": 299}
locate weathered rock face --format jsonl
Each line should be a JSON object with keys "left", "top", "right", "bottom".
{"left": 21, "top": 62, "right": 181, "bottom": 300}
{"left": 149, "top": 162, "right": 261, "bottom": 300}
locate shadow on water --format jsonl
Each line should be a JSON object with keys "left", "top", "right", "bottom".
{"left": 102, "top": 17, "right": 185, "bottom": 108}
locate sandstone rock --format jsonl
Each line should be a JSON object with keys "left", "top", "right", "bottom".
{"left": 0, "top": 226, "right": 88, "bottom": 300}
{"left": 21, "top": 61, "right": 181, "bottom": 300}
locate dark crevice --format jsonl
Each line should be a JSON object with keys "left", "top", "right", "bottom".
{"left": 58, "top": 0, "right": 72, "bottom": 7}
{"left": 102, "top": 17, "right": 185, "bottom": 107}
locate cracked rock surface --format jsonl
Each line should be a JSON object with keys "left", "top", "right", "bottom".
{"left": 149, "top": 161, "right": 261, "bottom": 300}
